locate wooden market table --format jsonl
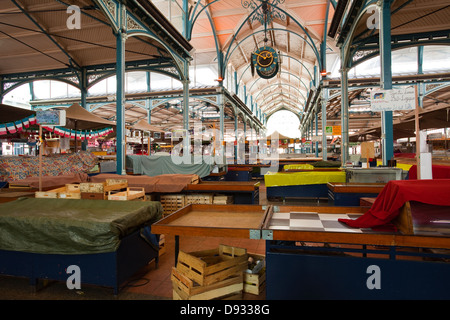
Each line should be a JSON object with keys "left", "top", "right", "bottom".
{"left": 327, "top": 182, "right": 386, "bottom": 206}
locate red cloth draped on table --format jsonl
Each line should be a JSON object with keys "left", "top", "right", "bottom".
{"left": 338, "top": 179, "right": 450, "bottom": 229}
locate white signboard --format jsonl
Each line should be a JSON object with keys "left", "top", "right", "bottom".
{"left": 370, "top": 87, "right": 415, "bottom": 111}
{"left": 36, "top": 110, "right": 66, "bottom": 126}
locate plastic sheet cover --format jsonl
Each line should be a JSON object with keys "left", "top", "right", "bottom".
{"left": 0, "top": 198, "right": 162, "bottom": 255}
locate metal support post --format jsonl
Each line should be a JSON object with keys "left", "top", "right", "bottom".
{"left": 380, "top": 0, "right": 394, "bottom": 165}
{"left": 321, "top": 88, "right": 328, "bottom": 161}
{"left": 315, "top": 112, "right": 319, "bottom": 157}
{"left": 340, "top": 49, "right": 349, "bottom": 165}
{"left": 182, "top": 60, "right": 190, "bottom": 131}
{"left": 234, "top": 107, "right": 238, "bottom": 163}
{"left": 116, "top": 28, "right": 126, "bottom": 175}
{"left": 80, "top": 68, "right": 88, "bottom": 110}
{"left": 215, "top": 85, "right": 225, "bottom": 165}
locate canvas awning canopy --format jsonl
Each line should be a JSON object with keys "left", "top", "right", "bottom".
{"left": 129, "top": 119, "right": 165, "bottom": 133}
{"left": 350, "top": 107, "right": 450, "bottom": 142}
{"left": 266, "top": 131, "right": 294, "bottom": 141}
{"left": 0, "top": 104, "right": 34, "bottom": 123}
{"left": 55, "top": 103, "right": 115, "bottom": 131}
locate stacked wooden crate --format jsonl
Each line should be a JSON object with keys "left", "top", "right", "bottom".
{"left": 213, "top": 194, "right": 233, "bottom": 204}
{"left": 160, "top": 194, "right": 185, "bottom": 217}
{"left": 185, "top": 194, "right": 213, "bottom": 205}
{"left": 158, "top": 234, "right": 166, "bottom": 256}
{"left": 107, "top": 187, "right": 145, "bottom": 201}
{"left": 35, "top": 179, "right": 148, "bottom": 201}
{"left": 35, "top": 184, "right": 81, "bottom": 199}
{"left": 172, "top": 244, "right": 248, "bottom": 300}
{"left": 80, "top": 179, "right": 127, "bottom": 200}
{"left": 243, "top": 253, "right": 266, "bottom": 296}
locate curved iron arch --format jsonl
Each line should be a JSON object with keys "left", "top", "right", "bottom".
{"left": 220, "top": 2, "right": 321, "bottom": 79}
{"left": 351, "top": 42, "right": 450, "bottom": 69}
{"left": 253, "top": 82, "right": 307, "bottom": 105}
{"left": 247, "top": 70, "right": 310, "bottom": 98}
{"left": 2, "top": 77, "right": 80, "bottom": 97}
{"left": 237, "top": 53, "right": 314, "bottom": 86}
{"left": 256, "top": 91, "right": 304, "bottom": 110}
{"left": 266, "top": 108, "right": 302, "bottom": 122}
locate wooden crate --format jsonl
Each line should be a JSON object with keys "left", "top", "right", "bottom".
{"left": 107, "top": 187, "right": 145, "bottom": 201}
{"left": 158, "top": 234, "right": 166, "bottom": 256}
{"left": 35, "top": 184, "right": 81, "bottom": 199}
{"left": 35, "top": 189, "right": 60, "bottom": 199}
{"left": 213, "top": 194, "right": 233, "bottom": 204}
{"left": 80, "top": 181, "right": 127, "bottom": 193}
{"left": 185, "top": 194, "right": 213, "bottom": 205}
{"left": 160, "top": 194, "right": 185, "bottom": 216}
{"left": 243, "top": 253, "right": 266, "bottom": 295}
{"left": 176, "top": 244, "right": 247, "bottom": 286}
{"left": 172, "top": 268, "right": 243, "bottom": 300}
{"left": 81, "top": 192, "right": 105, "bottom": 200}
{"left": 80, "top": 182, "right": 105, "bottom": 193}
{"left": 57, "top": 184, "right": 81, "bottom": 199}
{"left": 105, "top": 179, "right": 128, "bottom": 190}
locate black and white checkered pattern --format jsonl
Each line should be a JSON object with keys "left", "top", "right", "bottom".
{"left": 268, "top": 211, "right": 375, "bottom": 233}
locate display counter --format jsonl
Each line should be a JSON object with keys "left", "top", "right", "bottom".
{"left": 327, "top": 182, "right": 385, "bottom": 206}
{"left": 346, "top": 167, "right": 406, "bottom": 183}
{"left": 264, "top": 171, "right": 346, "bottom": 200}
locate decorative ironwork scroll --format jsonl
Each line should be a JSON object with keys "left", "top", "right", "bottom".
{"left": 242, "top": 0, "right": 286, "bottom": 25}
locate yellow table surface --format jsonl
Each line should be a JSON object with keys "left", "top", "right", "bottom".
{"left": 264, "top": 171, "right": 346, "bottom": 187}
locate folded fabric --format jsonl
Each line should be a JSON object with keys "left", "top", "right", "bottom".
{"left": 338, "top": 179, "right": 450, "bottom": 229}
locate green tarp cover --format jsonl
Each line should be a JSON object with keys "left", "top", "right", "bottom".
{"left": 126, "top": 154, "right": 213, "bottom": 178}
{"left": 312, "top": 160, "right": 342, "bottom": 168}
{"left": 0, "top": 198, "right": 162, "bottom": 255}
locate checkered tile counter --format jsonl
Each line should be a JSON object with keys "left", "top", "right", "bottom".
{"left": 268, "top": 211, "right": 379, "bottom": 233}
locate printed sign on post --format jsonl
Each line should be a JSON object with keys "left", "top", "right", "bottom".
{"left": 370, "top": 87, "right": 415, "bottom": 111}
{"left": 325, "top": 126, "right": 341, "bottom": 136}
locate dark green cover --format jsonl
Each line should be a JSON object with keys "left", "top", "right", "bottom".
{"left": 0, "top": 198, "right": 162, "bottom": 255}
{"left": 312, "top": 160, "right": 342, "bottom": 168}
{"left": 126, "top": 154, "right": 213, "bottom": 178}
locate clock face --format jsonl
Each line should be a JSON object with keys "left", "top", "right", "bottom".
{"left": 252, "top": 46, "right": 279, "bottom": 79}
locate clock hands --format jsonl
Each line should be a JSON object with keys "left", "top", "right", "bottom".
{"left": 253, "top": 51, "right": 273, "bottom": 59}
{"left": 251, "top": 46, "right": 279, "bottom": 79}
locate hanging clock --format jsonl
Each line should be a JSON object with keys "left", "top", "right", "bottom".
{"left": 251, "top": 46, "right": 279, "bottom": 79}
